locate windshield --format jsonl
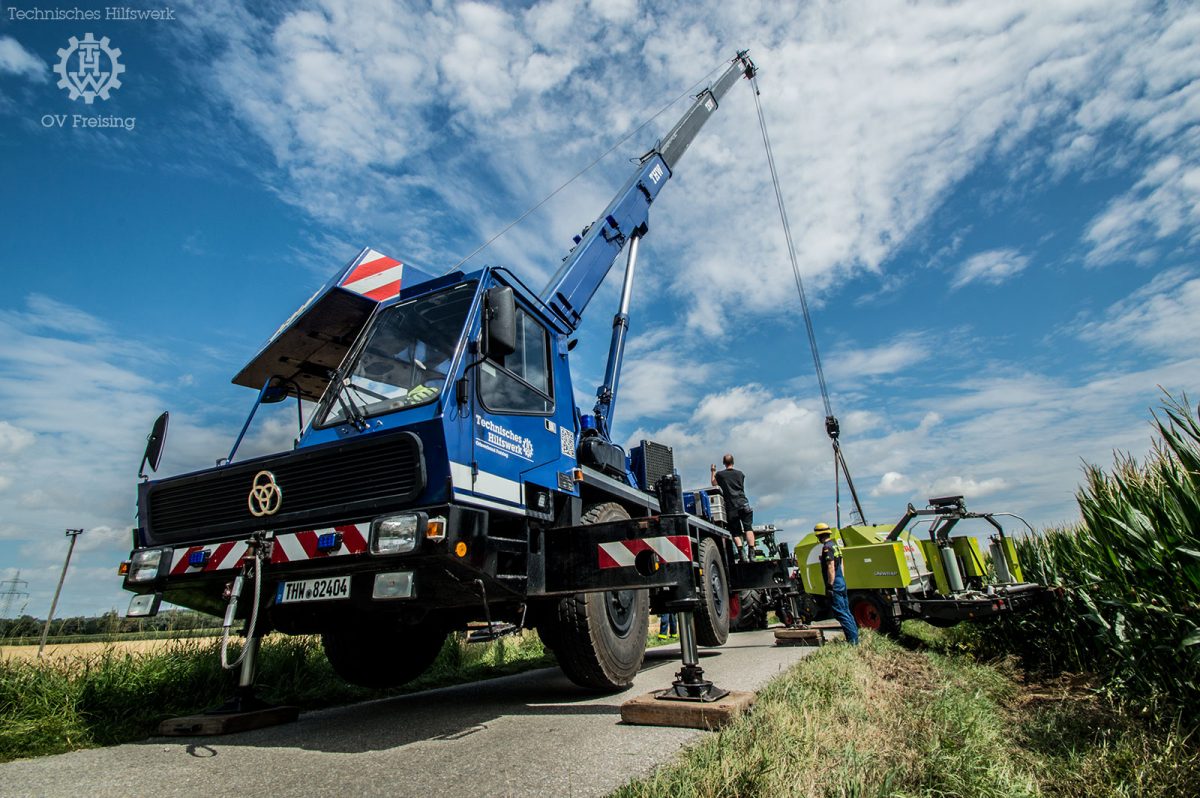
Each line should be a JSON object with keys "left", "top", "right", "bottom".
{"left": 318, "top": 282, "right": 475, "bottom": 426}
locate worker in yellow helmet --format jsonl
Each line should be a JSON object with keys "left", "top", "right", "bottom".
{"left": 816, "top": 523, "right": 859, "bottom": 645}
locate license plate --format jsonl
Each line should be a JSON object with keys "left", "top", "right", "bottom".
{"left": 276, "top": 576, "right": 351, "bottom": 604}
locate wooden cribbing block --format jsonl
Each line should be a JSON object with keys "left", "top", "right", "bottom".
{"left": 620, "top": 690, "right": 756, "bottom": 730}
{"left": 774, "top": 627, "right": 825, "bottom": 646}
{"left": 158, "top": 705, "right": 299, "bottom": 736}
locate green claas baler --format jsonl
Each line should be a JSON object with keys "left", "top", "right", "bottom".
{"left": 789, "top": 495, "right": 1053, "bottom": 634}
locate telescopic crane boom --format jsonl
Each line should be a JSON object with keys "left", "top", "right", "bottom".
{"left": 540, "top": 51, "right": 757, "bottom": 440}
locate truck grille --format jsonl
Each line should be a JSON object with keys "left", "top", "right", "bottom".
{"left": 143, "top": 431, "right": 425, "bottom": 544}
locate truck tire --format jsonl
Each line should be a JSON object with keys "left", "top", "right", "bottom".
{"left": 322, "top": 617, "right": 448, "bottom": 688}
{"left": 694, "top": 538, "right": 730, "bottom": 646}
{"left": 848, "top": 591, "right": 899, "bottom": 636}
{"left": 544, "top": 502, "right": 649, "bottom": 691}
{"left": 730, "top": 589, "right": 768, "bottom": 632}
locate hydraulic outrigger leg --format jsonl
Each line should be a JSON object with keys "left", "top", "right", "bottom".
{"left": 159, "top": 535, "right": 299, "bottom": 736}
{"left": 660, "top": 611, "right": 728, "bottom": 701}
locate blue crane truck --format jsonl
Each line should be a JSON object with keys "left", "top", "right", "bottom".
{"left": 122, "top": 52, "right": 789, "bottom": 702}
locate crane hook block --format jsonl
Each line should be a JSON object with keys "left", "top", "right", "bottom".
{"left": 825, "top": 415, "right": 840, "bottom": 439}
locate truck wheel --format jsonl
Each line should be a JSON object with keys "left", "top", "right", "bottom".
{"left": 322, "top": 617, "right": 448, "bottom": 688}
{"left": 694, "top": 538, "right": 730, "bottom": 646}
{"left": 546, "top": 502, "right": 649, "bottom": 691}
{"left": 848, "top": 591, "right": 899, "bottom": 636}
{"left": 730, "top": 589, "right": 768, "bottom": 632}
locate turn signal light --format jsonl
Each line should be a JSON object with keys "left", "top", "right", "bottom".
{"left": 425, "top": 516, "right": 447, "bottom": 541}
{"left": 118, "top": 561, "right": 129, "bottom": 575}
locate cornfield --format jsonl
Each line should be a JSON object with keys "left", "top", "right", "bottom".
{"left": 985, "top": 394, "right": 1200, "bottom": 719}
{"left": 974, "top": 391, "right": 1200, "bottom": 715}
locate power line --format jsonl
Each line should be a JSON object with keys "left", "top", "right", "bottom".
{"left": 0, "top": 570, "right": 30, "bottom": 618}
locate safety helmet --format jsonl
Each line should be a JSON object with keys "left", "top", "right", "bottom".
{"left": 813, "top": 522, "right": 831, "bottom": 534}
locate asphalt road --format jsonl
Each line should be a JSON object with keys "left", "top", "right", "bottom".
{"left": 1, "top": 628, "right": 828, "bottom": 798}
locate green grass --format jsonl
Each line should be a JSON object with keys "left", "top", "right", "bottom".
{"left": 612, "top": 631, "right": 1200, "bottom": 798}
{"left": 1, "top": 628, "right": 224, "bottom": 646}
{"left": 0, "top": 630, "right": 554, "bottom": 762}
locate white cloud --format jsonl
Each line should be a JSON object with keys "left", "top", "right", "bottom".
{"left": 172, "top": 1, "right": 1200, "bottom": 335}
{"left": 928, "top": 475, "right": 1009, "bottom": 499}
{"left": 0, "top": 421, "right": 35, "bottom": 455}
{"left": 1053, "top": 5, "right": 1200, "bottom": 265}
{"left": 825, "top": 334, "right": 929, "bottom": 381}
{"left": 0, "top": 36, "right": 45, "bottom": 81}
{"left": 1085, "top": 157, "right": 1200, "bottom": 266}
{"left": 0, "top": 296, "right": 255, "bottom": 616}
{"left": 951, "top": 249, "right": 1030, "bottom": 290}
{"left": 1076, "top": 268, "right": 1200, "bottom": 353}
{"left": 873, "top": 471, "right": 914, "bottom": 497}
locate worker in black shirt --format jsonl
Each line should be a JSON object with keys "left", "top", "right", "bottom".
{"left": 711, "top": 454, "right": 759, "bottom": 560}
{"left": 816, "top": 522, "right": 859, "bottom": 644}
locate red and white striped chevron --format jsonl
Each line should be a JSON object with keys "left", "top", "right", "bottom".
{"left": 169, "top": 540, "right": 251, "bottom": 575}
{"left": 340, "top": 248, "right": 404, "bottom": 301}
{"left": 168, "top": 524, "right": 369, "bottom": 575}
{"left": 597, "top": 535, "right": 692, "bottom": 569}
{"left": 270, "top": 524, "right": 368, "bottom": 563}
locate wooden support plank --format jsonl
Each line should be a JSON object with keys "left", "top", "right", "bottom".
{"left": 158, "top": 705, "right": 299, "bottom": 736}
{"left": 620, "top": 690, "right": 756, "bottom": 730}
{"left": 774, "top": 627, "right": 825, "bottom": 646}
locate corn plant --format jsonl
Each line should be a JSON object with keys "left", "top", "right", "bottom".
{"left": 985, "top": 394, "right": 1200, "bottom": 719}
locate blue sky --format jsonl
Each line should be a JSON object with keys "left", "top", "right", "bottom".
{"left": 1, "top": 0, "right": 1198, "bottom": 617}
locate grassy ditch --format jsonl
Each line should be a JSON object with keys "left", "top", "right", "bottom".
{"left": 612, "top": 630, "right": 1200, "bottom": 798}
{"left": 0, "top": 630, "right": 553, "bottom": 762}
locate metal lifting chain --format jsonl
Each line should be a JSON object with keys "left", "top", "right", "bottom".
{"left": 749, "top": 75, "right": 867, "bottom": 526}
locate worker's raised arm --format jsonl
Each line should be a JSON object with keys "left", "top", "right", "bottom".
{"left": 710, "top": 463, "right": 718, "bottom": 487}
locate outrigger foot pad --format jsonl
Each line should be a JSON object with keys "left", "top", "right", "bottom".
{"left": 158, "top": 689, "right": 299, "bottom": 736}
{"left": 620, "top": 688, "right": 756, "bottom": 730}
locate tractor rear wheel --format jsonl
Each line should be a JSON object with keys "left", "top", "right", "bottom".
{"left": 730, "top": 589, "right": 768, "bottom": 632}
{"left": 541, "top": 502, "right": 649, "bottom": 691}
{"left": 693, "top": 538, "right": 730, "bottom": 646}
{"left": 848, "top": 591, "right": 899, "bottom": 636}
{"left": 322, "top": 616, "right": 448, "bottom": 688}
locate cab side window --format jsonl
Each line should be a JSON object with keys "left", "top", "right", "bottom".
{"left": 480, "top": 307, "right": 553, "bottom": 414}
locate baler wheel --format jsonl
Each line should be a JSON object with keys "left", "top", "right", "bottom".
{"left": 848, "top": 591, "right": 899, "bottom": 636}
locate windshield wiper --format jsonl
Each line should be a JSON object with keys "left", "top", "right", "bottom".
{"left": 344, "top": 381, "right": 390, "bottom": 403}
{"left": 335, "top": 379, "right": 369, "bottom": 430}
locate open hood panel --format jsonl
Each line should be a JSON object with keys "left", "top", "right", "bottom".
{"left": 232, "top": 247, "right": 409, "bottom": 401}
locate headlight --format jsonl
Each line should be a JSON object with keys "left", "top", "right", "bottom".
{"left": 373, "top": 571, "right": 414, "bottom": 599}
{"left": 128, "top": 548, "right": 166, "bottom": 582}
{"left": 371, "top": 512, "right": 427, "bottom": 554}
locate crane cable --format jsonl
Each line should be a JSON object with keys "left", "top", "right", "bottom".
{"left": 748, "top": 74, "right": 867, "bottom": 527}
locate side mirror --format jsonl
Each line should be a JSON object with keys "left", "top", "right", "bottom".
{"left": 261, "top": 378, "right": 291, "bottom": 404}
{"left": 483, "top": 285, "right": 517, "bottom": 360}
{"left": 139, "top": 411, "right": 169, "bottom": 478}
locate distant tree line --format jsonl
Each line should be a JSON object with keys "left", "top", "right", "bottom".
{"left": 0, "top": 608, "right": 222, "bottom": 640}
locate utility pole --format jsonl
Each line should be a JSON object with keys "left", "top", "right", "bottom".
{"left": 38, "top": 528, "right": 84, "bottom": 657}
